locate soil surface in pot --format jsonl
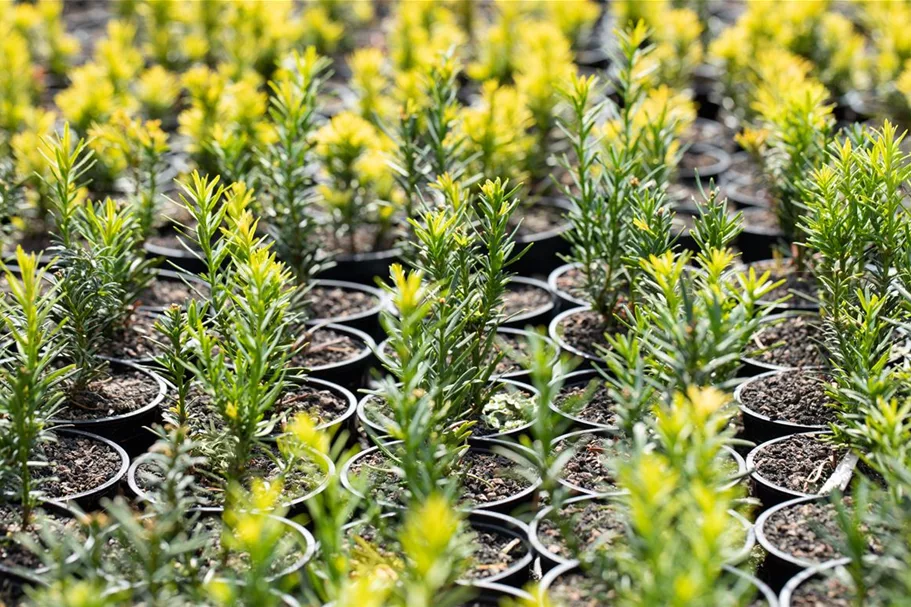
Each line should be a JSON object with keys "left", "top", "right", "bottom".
{"left": 491, "top": 333, "right": 554, "bottom": 376}
{"left": 349, "top": 449, "right": 534, "bottom": 509}
{"left": 750, "top": 259, "right": 818, "bottom": 305}
{"left": 537, "top": 499, "right": 625, "bottom": 560}
{"left": 555, "top": 381, "right": 617, "bottom": 428}
{"left": 273, "top": 384, "right": 352, "bottom": 427}
{"left": 346, "top": 519, "right": 527, "bottom": 582}
{"left": 557, "top": 309, "right": 615, "bottom": 359}
{"left": 101, "top": 313, "right": 162, "bottom": 360}
{"left": 293, "top": 328, "right": 366, "bottom": 368}
{"left": 788, "top": 575, "right": 860, "bottom": 607}
{"left": 503, "top": 284, "right": 551, "bottom": 319}
{"left": 0, "top": 504, "right": 81, "bottom": 570}
{"left": 510, "top": 203, "right": 565, "bottom": 239}
{"left": 316, "top": 224, "right": 397, "bottom": 256}
{"left": 138, "top": 276, "right": 207, "bottom": 309}
{"left": 555, "top": 434, "right": 621, "bottom": 493}
{"left": 739, "top": 370, "right": 836, "bottom": 426}
{"left": 742, "top": 207, "right": 781, "bottom": 232}
{"left": 744, "top": 316, "right": 827, "bottom": 369}
{"left": 762, "top": 498, "right": 878, "bottom": 566}
{"left": 134, "top": 446, "right": 326, "bottom": 508}
{"left": 681, "top": 148, "right": 723, "bottom": 171}
{"left": 726, "top": 179, "right": 773, "bottom": 207}
{"left": 58, "top": 368, "right": 160, "bottom": 421}
{"left": 310, "top": 285, "right": 379, "bottom": 320}
{"left": 548, "top": 572, "right": 614, "bottom": 606}
{"left": 35, "top": 434, "right": 122, "bottom": 498}
{"left": 554, "top": 266, "right": 586, "bottom": 301}
{"left": 683, "top": 119, "right": 731, "bottom": 148}
{"left": 752, "top": 434, "right": 843, "bottom": 494}
{"left": 362, "top": 390, "right": 533, "bottom": 437}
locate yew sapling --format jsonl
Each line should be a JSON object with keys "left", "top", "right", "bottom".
{"left": 0, "top": 248, "right": 72, "bottom": 524}
{"left": 257, "top": 47, "right": 332, "bottom": 285}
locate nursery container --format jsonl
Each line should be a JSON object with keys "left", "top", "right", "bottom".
{"left": 547, "top": 369, "right": 615, "bottom": 431}
{"left": 747, "top": 432, "right": 856, "bottom": 509}
{"left": 137, "top": 268, "right": 208, "bottom": 315}
{"left": 547, "top": 263, "right": 588, "bottom": 312}
{"left": 143, "top": 231, "right": 206, "bottom": 275}
{"left": 548, "top": 306, "right": 605, "bottom": 369}
{"left": 735, "top": 369, "right": 833, "bottom": 444}
{"left": 756, "top": 495, "right": 836, "bottom": 591}
{"left": 301, "top": 322, "right": 376, "bottom": 390}
{"left": 501, "top": 275, "right": 557, "bottom": 330}
{"left": 279, "top": 376, "right": 358, "bottom": 438}
{"left": 739, "top": 312, "right": 825, "bottom": 377}
{"left": 127, "top": 448, "right": 334, "bottom": 517}
{"left": 511, "top": 198, "right": 572, "bottom": 276}
{"left": 778, "top": 558, "right": 852, "bottom": 607}
{"left": 315, "top": 246, "right": 403, "bottom": 286}
{"left": 339, "top": 437, "right": 541, "bottom": 514}
{"left": 49, "top": 359, "right": 167, "bottom": 456}
{"left": 53, "top": 429, "right": 130, "bottom": 510}
{"left": 357, "top": 379, "right": 538, "bottom": 441}
{"left": 310, "top": 278, "right": 388, "bottom": 339}
{"left": 678, "top": 143, "right": 733, "bottom": 183}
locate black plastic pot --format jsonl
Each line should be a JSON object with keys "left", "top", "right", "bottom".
{"left": 735, "top": 369, "right": 831, "bottom": 444}
{"left": 723, "top": 176, "right": 772, "bottom": 209}
{"left": 547, "top": 263, "right": 588, "bottom": 312}
{"left": 310, "top": 278, "right": 387, "bottom": 340}
{"left": 285, "top": 376, "right": 358, "bottom": 439}
{"left": 137, "top": 268, "right": 208, "bottom": 315}
{"left": 51, "top": 428, "right": 130, "bottom": 510}
{"left": 303, "top": 322, "right": 376, "bottom": 391}
{"left": 755, "top": 495, "right": 831, "bottom": 591}
{"left": 747, "top": 431, "right": 854, "bottom": 509}
{"left": 339, "top": 437, "right": 541, "bottom": 513}
{"left": 548, "top": 306, "right": 603, "bottom": 368}
{"left": 356, "top": 379, "right": 538, "bottom": 441}
{"left": 49, "top": 359, "right": 167, "bottom": 456}
{"left": 460, "top": 581, "right": 534, "bottom": 605}
{"left": 779, "top": 558, "right": 851, "bottom": 607}
{"left": 143, "top": 231, "right": 206, "bottom": 274}
{"left": 512, "top": 198, "right": 572, "bottom": 276}
{"left": 315, "top": 246, "right": 404, "bottom": 286}
{"left": 751, "top": 263, "right": 820, "bottom": 313}
{"left": 502, "top": 276, "right": 557, "bottom": 330}
{"left": 739, "top": 311, "right": 822, "bottom": 377}
{"left": 463, "top": 510, "right": 534, "bottom": 587}
{"left": 679, "top": 143, "right": 733, "bottom": 183}
{"left": 547, "top": 369, "right": 613, "bottom": 431}
{"left": 127, "top": 448, "right": 334, "bottom": 516}
{"left": 530, "top": 494, "right": 755, "bottom": 572}
{"left": 542, "top": 562, "right": 778, "bottom": 605}
{"left": 552, "top": 428, "right": 615, "bottom": 496}
{"left": 739, "top": 208, "right": 785, "bottom": 263}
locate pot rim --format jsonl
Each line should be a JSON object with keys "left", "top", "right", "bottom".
{"left": 679, "top": 142, "right": 733, "bottom": 180}
{"left": 505, "top": 275, "right": 557, "bottom": 326}
{"left": 339, "top": 438, "right": 542, "bottom": 512}
{"left": 515, "top": 198, "right": 572, "bottom": 244}
{"left": 778, "top": 557, "right": 851, "bottom": 607}
{"left": 50, "top": 428, "right": 130, "bottom": 504}
{"left": 755, "top": 494, "right": 834, "bottom": 572}
{"left": 746, "top": 431, "right": 835, "bottom": 501}
{"left": 302, "top": 322, "right": 376, "bottom": 373}
{"left": 548, "top": 305, "right": 604, "bottom": 363}
{"left": 310, "top": 278, "right": 389, "bottom": 325}
{"left": 546, "top": 263, "right": 590, "bottom": 310}
{"left": 734, "top": 368, "right": 833, "bottom": 435}
{"left": 740, "top": 311, "right": 824, "bottom": 372}
{"left": 546, "top": 368, "right": 615, "bottom": 431}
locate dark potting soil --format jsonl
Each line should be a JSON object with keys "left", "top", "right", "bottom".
{"left": 460, "top": 529, "right": 528, "bottom": 581}
{"left": 744, "top": 316, "right": 827, "bottom": 369}
{"left": 0, "top": 574, "right": 25, "bottom": 605}
{"left": 725, "top": 154, "right": 763, "bottom": 185}
{"left": 33, "top": 435, "right": 121, "bottom": 498}
{"left": 134, "top": 447, "right": 325, "bottom": 508}
{"left": 555, "top": 266, "right": 586, "bottom": 301}
{"left": 555, "top": 381, "right": 618, "bottom": 427}
{"left": 726, "top": 179, "right": 773, "bottom": 207}
{"left": 310, "top": 285, "right": 379, "bottom": 320}
{"left": 537, "top": 499, "right": 625, "bottom": 560}
{"left": 764, "top": 500, "right": 848, "bottom": 565}
{"left": 138, "top": 275, "right": 206, "bottom": 309}
{"left": 683, "top": 119, "right": 732, "bottom": 149}
{"left": 59, "top": 369, "right": 160, "bottom": 421}
{"left": 101, "top": 313, "right": 162, "bottom": 360}
{"left": 739, "top": 370, "right": 837, "bottom": 426}
{"left": 502, "top": 284, "right": 551, "bottom": 319}
{"left": 750, "top": 259, "right": 819, "bottom": 306}
{"left": 274, "top": 384, "right": 352, "bottom": 427}
{"left": 509, "top": 203, "right": 565, "bottom": 239}
{"left": 293, "top": 328, "right": 365, "bottom": 368}
{"left": 557, "top": 309, "right": 613, "bottom": 359}
{"left": 548, "top": 572, "right": 614, "bottom": 606}
{"left": 752, "top": 434, "right": 843, "bottom": 494}
{"left": 742, "top": 207, "right": 781, "bottom": 232}
{"left": 0, "top": 504, "right": 81, "bottom": 570}
{"left": 555, "top": 434, "right": 619, "bottom": 494}
{"left": 788, "top": 576, "right": 857, "bottom": 607}
{"left": 492, "top": 332, "right": 535, "bottom": 375}
{"left": 146, "top": 231, "right": 202, "bottom": 254}
{"left": 349, "top": 449, "right": 534, "bottom": 509}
